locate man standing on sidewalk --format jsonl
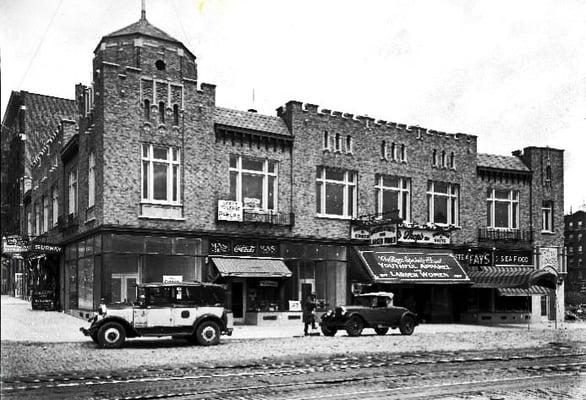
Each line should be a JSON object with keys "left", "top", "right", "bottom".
{"left": 302, "top": 292, "right": 317, "bottom": 336}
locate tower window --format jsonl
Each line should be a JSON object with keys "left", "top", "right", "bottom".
{"left": 144, "top": 99, "right": 150, "bottom": 120}
{"left": 155, "top": 60, "right": 166, "bottom": 71}
{"left": 173, "top": 105, "right": 179, "bottom": 126}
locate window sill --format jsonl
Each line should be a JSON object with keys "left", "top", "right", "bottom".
{"left": 316, "top": 214, "right": 353, "bottom": 221}
{"left": 487, "top": 227, "right": 519, "bottom": 231}
{"left": 541, "top": 230, "right": 555, "bottom": 235}
{"left": 138, "top": 215, "right": 186, "bottom": 221}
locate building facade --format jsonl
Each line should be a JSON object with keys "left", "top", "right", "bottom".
{"left": 564, "top": 210, "right": 586, "bottom": 304}
{"left": 1, "top": 11, "right": 566, "bottom": 324}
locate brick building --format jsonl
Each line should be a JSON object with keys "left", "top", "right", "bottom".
{"left": 1, "top": 11, "right": 566, "bottom": 323}
{"left": 565, "top": 210, "right": 586, "bottom": 304}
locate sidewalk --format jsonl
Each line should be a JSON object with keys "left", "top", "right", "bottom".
{"left": 2, "top": 295, "right": 583, "bottom": 343}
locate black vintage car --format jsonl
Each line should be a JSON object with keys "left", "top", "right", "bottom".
{"left": 319, "top": 292, "right": 418, "bottom": 337}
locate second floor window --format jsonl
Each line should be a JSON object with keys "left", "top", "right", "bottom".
{"left": 323, "top": 131, "right": 330, "bottom": 150}
{"left": 487, "top": 189, "right": 519, "bottom": 229}
{"left": 68, "top": 170, "right": 78, "bottom": 216}
{"left": 427, "top": 181, "right": 459, "bottom": 225}
{"left": 375, "top": 175, "right": 410, "bottom": 221}
{"left": 346, "top": 136, "right": 353, "bottom": 154}
{"left": 229, "top": 155, "right": 277, "bottom": 210}
{"left": 34, "top": 202, "right": 40, "bottom": 235}
{"left": 542, "top": 201, "right": 553, "bottom": 232}
{"left": 52, "top": 187, "right": 59, "bottom": 227}
{"left": 43, "top": 196, "right": 49, "bottom": 232}
{"left": 316, "top": 167, "right": 356, "bottom": 218}
{"left": 88, "top": 152, "right": 95, "bottom": 208}
{"left": 141, "top": 144, "right": 181, "bottom": 204}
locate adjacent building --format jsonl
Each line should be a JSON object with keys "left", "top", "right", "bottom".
{"left": 564, "top": 210, "right": 586, "bottom": 304}
{"left": 1, "top": 10, "right": 566, "bottom": 324}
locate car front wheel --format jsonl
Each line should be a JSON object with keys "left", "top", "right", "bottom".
{"left": 345, "top": 316, "right": 364, "bottom": 337}
{"left": 97, "top": 322, "right": 126, "bottom": 348}
{"left": 321, "top": 326, "right": 337, "bottom": 336}
{"left": 374, "top": 327, "right": 389, "bottom": 335}
{"left": 195, "top": 320, "right": 221, "bottom": 346}
{"left": 399, "top": 315, "right": 416, "bottom": 335}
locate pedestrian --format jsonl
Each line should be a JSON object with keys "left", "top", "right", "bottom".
{"left": 302, "top": 292, "right": 317, "bottom": 336}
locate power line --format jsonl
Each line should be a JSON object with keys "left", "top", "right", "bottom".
{"left": 18, "top": 0, "right": 65, "bottom": 89}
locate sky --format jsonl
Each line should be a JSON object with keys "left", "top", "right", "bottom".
{"left": 1, "top": 0, "right": 585, "bottom": 213}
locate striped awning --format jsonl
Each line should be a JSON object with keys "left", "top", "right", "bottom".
{"left": 468, "top": 267, "right": 557, "bottom": 289}
{"left": 211, "top": 257, "right": 292, "bottom": 278}
{"left": 497, "top": 286, "right": 553, "bottom": 297}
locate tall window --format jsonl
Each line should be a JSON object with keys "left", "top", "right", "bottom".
{"left": 229, "top": 155, "right": 277, "bottom": 210}
{"left": 335, "top": 133, "right": 341, "bottom": 152}
{"left": 427, "top": 181, "right": 459, "bottom": 225}
{"left": 316, "top": 167, "right": 356, "bottom": 218}
{"left": 144, "top": 99, "right": 150, "bottom": 120}
{"left": 52, "top": 186, "right": 59, "bottom": 227}
{"left": 68, "top": 170, "right": 78, "bottom": 215}
{"left": 381, "top": 141, "right": 387, "bottom": 159}
{"left": 375, "top": 175, "right": 410, "bottom": 221}
{"left": 542, "top": 201, "right": 553, "bottom": 232}
{"left": 346, "top": 136, "right": 353, "bottom": 154}
{"left": 449, "top": 152, "right": 455, "bottom": 168}
{"left": 158, "top": 101, "right": 165, "bottom": 123}
{"left": 43, "top": 196, "right": 49, "bottom": 232}
{"left": 390, "top": 142, "right": 396, "bottom": 160}
{"left": 88, "top": 152, "right": 95, "bottom": 208}
{"left": 173, "top": 104, "right": 180, "bottom": 126}
{"left": 27, "top": 209, "right": 32, "bottom": 236}
{"left": 487, "top": 189, "right": 519, "bottom": 229}
{"left": 34, "top": 202, "right": 40, "bottom": 235}
{"left": 432, "top": 149, "right": 437, "bottom": 166}
{"left": 441, "top": 151, "right": 446, "bottom": 167}
{"left": 141, "top": 144, "right": 181, "bottom": 203}
{"left": 400, "top": 144, "right": 406, "bottom": 162}
{"left": 323, "top": 131, "right": 330, "bottom": 150}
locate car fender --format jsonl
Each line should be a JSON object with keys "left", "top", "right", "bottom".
{"left": 192, "top": 313, "right": 225, "bottom": 333}
{"left": 345, "top": 311, "right": 368, "bottom": 325}
{"left": 400, "top": 311, "right": 419, "bottom": 325}
{"left": 93, "top": 316, "right": 139, "bottom": 338}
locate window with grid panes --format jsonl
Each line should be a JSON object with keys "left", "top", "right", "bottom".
{"left": 141, "top": 144, "right": 181, "bottom": 204}
{"left": 427, "top": 181, "right": 459, "bottom": 225}
{"left": 487, "top": 189, "right": 519, "bottom": 229}
{"left": 229, "top": 155, "right": 277, "bottom": 210}
{"left": 375, "top": 175, "right": 410, "bottom": 221}
{"left": 316, "top": 167, "right": 356, "bottom": 218}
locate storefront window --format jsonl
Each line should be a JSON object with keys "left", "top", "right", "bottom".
{"left": 78, "top": 257, "right": 94, "bottom": 309}
{"left": 229, "top": 155, "right": 278, "bottom": 210}
{"left": 247, "top": 279, "right": 280, "bottom": 311}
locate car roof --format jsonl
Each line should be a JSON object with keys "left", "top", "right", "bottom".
{"left": 138, "top": 281, "right": 224, "bottom": 288}
{"left": 356, "top": 291, "right": 394, "bottom": 298}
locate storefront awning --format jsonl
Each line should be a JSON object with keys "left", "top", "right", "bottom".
{"left": 211, "top": 257, "right": 292, "bottom": 278}
{"left": 468, "top": 267, "right": 557, "bottom": 289}
{"left": 497, "top": 286, "right": 553, "bottom": 297}
{"left": 354, "top": 247, "right": 470, "bottom": 284}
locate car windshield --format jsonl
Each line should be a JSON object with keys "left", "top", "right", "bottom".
{"left": 354, "top": 296, "right": 389, "bottom": 308}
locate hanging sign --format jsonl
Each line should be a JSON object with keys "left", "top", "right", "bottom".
{"left": 218, "top": 200, "right": 243, "bottom": 222}
{"left": 397, "top": 228, "right": 451, "bottom": 245}
{"left": 370, "top": 224, "right": 398, "bottom": 246}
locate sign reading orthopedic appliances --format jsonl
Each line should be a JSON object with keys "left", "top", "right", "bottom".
{"left": 358, "top": 248, "right": 470, "bottom": 283}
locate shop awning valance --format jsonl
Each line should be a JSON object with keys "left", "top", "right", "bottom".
{"left": 211, "top": 257, "right": 292, "bottom": 278}
{"left": 354, "top": 247, "right": 470, "bottom": 284}
{"left": 497, "top": 286, "right": 553, "bottom": 297}
{"left": 468, "top": 267, "right": 558, "bottom": 289}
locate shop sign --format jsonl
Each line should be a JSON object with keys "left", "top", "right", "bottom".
{"left": 372, "top": 252, "right": 466, "bottom": 280}
{"left": 218, "top": 200, "right": 243, "bottom": 222}
{"left": 259, "top": 280, "right": 278, "bottom": 287}
{"left": 351, "top": 225, "right": 370, "bottom": 240}
{"left": 233, "top": 243, "right": 257, "bottom": 256}
{"left": 259, "top": 243, "right": 279, "bottom": 257}
{"left": 539, "top": 247, "right": 559, "bottom": 270}
{"left": 31, "top": 244, "right": 62, "bottom": 254}
{"left": 243, "top": 197, "right": 261, "bottom": 209}
{"left": 454, "top": 249, "right": 492, "bottom": 266}
{"left": 453, "top": 249, "right": 532, "bottom": 266}
{"left": 209, "top": 240, "right": 232, "bottom": 255}
{"left": 495, "top": 250, "right": 531, "bottom": 266}
{"left": 397, "top": 228, "right": 451, "bottom": 245}
{"left": 370, "top": 224, "right": 398, "bottom": 246}
{"left": 163, "top": 275, "right": 183, "bottom": 283}
{"left": 2, "top": 235, "right": 29, "bottom": 254}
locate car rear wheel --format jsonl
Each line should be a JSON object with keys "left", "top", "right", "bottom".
{"left": 345, "top": 316, "right": 364, "bottom": 337}
{"left": 399, "top": 315, "right": 416, "bottom": 335}
{"left": 321, "top": 326, "right": 337, "bottom": 336}
{"left": 195, "top": 320, "right": 221, "bottom": 346}
{"left": 97, "top": 322, "right": 126, "bottom": 348}
{"left": 374, "top": 327, "right": 389, "bottom": 335}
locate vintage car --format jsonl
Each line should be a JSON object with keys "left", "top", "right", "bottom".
{"left": 319, "top": 292, "right": 418, "bottom": 337}
{"left": 80, "top": 281, "right": 233, "bottom": 348}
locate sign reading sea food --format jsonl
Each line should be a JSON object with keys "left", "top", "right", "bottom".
{"left": 372, "top": 252, "right": 469, "bottom": 281}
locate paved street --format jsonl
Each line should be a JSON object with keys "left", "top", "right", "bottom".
{"left": 2, "top": 295, "right": 585, "bottom": 399}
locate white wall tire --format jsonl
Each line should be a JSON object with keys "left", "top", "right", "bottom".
{"left": 195, "top": 320, "right": 220, "bottom": 346}
{"left": 97, "top": 322, "right": 126, "bottom": 348}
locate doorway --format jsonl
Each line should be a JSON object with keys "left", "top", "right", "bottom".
{"left": 231, "top": 281, "right": 244, "bottom": 322}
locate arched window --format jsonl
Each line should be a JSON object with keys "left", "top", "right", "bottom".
{"left": 158, "top": 102, "right": 165, "bottom": 124}
{"left": 390, "top": 142, "right": 396, "bottom": 160}
{"left": 335, "top": 133, "right": 341, "bottom": 152}
{"left": 441, "top": 150, "right": 446, "bottom": 167}
{"left": 144, "top": 99, "right": 150, "bottom": 120}
{"left": 381, "top": 141, "right": 387, "bottom": 159}
{"left": 173, "top": 104, "right": 179, "bottom": 126}
{"left": 432, "top": 149, "right": 437, "bottom": 166}
{"left": 449, "top": 152, "right": 455, "bottom": 169}
{"left": 400, "top": 144, "right": 406, "bottom": 161}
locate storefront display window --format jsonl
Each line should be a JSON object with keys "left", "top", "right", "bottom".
{"left": 246, "top": 280, "right": 280, "bottom": 311}
{"left": 78, "top": 257, "right": 94, "bottom": 309}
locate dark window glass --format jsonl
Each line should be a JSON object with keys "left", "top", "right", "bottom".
{"left": 159, "top": 102, "right": 165, "bottom": 123}
{"left": 325, "top": 168, "right": 344, "bottom": 181}
{"left": 434, "top": 196, "right": 448, "bottom": 224}
{"left": 144, "top": 100, "right": 150, "bottom": 119}
{"left": 173, "top": 104, "right": 179, "bottom": 126}
{"left": 153, "top": 163, "right": 168, "bottom": 200}
{"left": 325, "top": 183, "right": 344, "bottom": 215}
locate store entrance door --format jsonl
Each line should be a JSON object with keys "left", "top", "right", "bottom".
{"left": 232, "top": 281, "right": 244, "bottom": 322}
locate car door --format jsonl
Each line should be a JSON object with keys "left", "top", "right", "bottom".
{"left": 143, "top": 286, "right": 173, "bottom": 329}
{"left": 170, "top": 286, "right": 198, "bottom": 331}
